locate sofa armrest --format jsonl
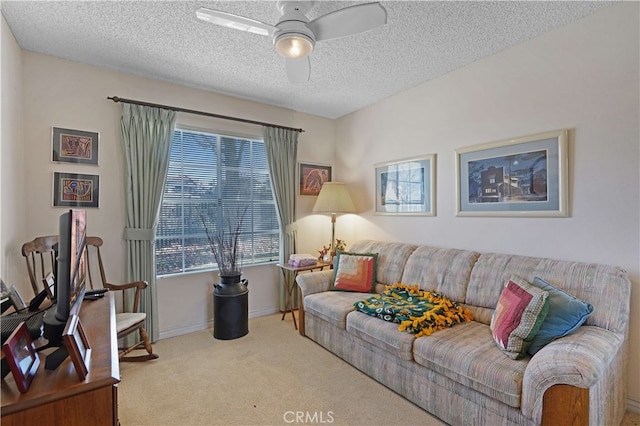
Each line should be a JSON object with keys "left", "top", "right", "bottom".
{"left": 296, "top": 269, "right": 333, "bottom": 296}
{"left": 521, "top": 326, "right": 624, "bottom": 423}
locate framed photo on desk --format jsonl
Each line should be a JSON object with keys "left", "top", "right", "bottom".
{"left": 63, "top": 314, "right": 91, "bottom": 381}
{"left": 2, "top": 322, "right": 40, "bottom": 393}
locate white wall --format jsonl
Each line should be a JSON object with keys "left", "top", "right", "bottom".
{"left": 334, "top": 2, "right": 639, "bottom": 407}
{"left": 12, "top": 52, "right": 334, "bottom": 339}
{"left": 3, "top": 0, "right": 638, "bottom": 410}
{"left": 1, "top": 15, "right": 26, "bottom": 289}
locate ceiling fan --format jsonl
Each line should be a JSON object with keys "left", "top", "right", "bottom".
{"left": 196, "top": 1, "right": 387, "bottom": 83}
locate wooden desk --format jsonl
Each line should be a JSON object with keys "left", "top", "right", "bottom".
{"left": 1, "top": 293, "right": 120, "bottom": 426}
{"left": 276, "top": 261, "right": 331, "bottom": 330}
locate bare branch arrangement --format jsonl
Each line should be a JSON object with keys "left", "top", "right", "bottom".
{"left": 200, "top": 206, "right": 248, "bottom": 277}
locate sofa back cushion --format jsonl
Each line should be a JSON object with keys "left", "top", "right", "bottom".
{"left": 331, "top": 251, "right": 378, "bottom": 293}
{"left": 465, "top": 253, "right": 631, "bottom": 334}
{"left": 349, "top": 241, "right": 417, "bottom": 290}
{"left": 400, "top": 246, "right": 480, "bottom": 302}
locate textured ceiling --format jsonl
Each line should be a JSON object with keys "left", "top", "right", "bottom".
{"left": 1, "top": 1, "right": 615, "bottom": 119}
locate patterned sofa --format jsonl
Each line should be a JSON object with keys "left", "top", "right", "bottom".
{"left": 295, "top": 240, "right": 631, "bottom": 425}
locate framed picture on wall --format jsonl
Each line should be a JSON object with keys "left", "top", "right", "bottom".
{"left": 375, "top": 154, "right": 436, "bottom": 216}
{"left": 52, "top": 172, "right": 100, "bottom": 208}
{"left": 299, "top": 162, "right": 332, "bottom": 196}
{"left": 52, "top": 127, "right": 99, "bottom": 165}
{"left": 455, "top": 129, "right": 569, "bottom": 217}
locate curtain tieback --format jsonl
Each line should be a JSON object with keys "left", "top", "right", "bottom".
{"left": 285, "top": 222, "right": 298, "bottom": 235}
{"left": 123, "top": 227, "right": 155, "bottom": 241}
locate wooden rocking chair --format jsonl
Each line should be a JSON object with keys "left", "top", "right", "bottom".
{"left": 21, "top": 235, "right": 59, "bottom": 299}
{"left": 85, "top": 236, "right": 158, "bottom": 362}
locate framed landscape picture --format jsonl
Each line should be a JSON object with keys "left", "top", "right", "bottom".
{"left": 456, "top": 129, "right": 568, "bottom": 217}
{"left": 52, "top": 127, "right": 99, "bottom": 165}
{"left": 53, "top": 172, "right": 100, "bottom": 208}
{"left": 375, "top": 154, "right": 436, "bottom": 216}
{"left": 299, "top": 163, "right": 332, "bottom": 196}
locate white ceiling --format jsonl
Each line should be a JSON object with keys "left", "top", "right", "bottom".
{"left": 1, "top": 1, "right": 615, "bottom": 119}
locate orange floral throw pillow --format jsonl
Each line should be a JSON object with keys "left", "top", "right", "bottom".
{"left": 331, "top": 252, "right": 378, "bottom": 293}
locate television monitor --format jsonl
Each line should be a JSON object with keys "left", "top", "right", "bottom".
{"left": 43, "top": 209, "right": 87, "bottom": 346}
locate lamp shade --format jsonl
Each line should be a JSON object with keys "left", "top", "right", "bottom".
{"left": 312, "top": 182, "right": 356, "bottom": 214}
{"left": 275, "top": 33, "right": 314, "bottom": 58}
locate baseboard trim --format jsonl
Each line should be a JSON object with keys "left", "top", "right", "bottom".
{"left": 249, "top": 307, "right": 279, "bottom": 318}
{"left": 158, "top": 321, "right": 211, "bottom": 340}
{"left": 158, "top": 308, "right": 279, "bottom": 340}
{"left": 628, "top": 398, "right": 640, "bottom": 414}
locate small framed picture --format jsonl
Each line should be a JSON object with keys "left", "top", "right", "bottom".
{"left": 455, "top": 129, "right": 568, "bottom": 217}
{"left": 299, "top": 163, "right": 332, "bottom": 196}
{"left": 2, "top": 321, "right": 41, "bottom": 393}
{"left": 52, "top": 127, "right": 99, "bottom": 165}
{"left": 53, "top": 172, "right": 100, "bottom": 208}
{"left": 42, "top": 272, "right": 55, "bottom": 300}
{"left": 63, "top": 314, "right": 91, "bottom": 381}
{"left": 375, "top": 154, "right": 436, "bottom": 216}
{"left": 7, "top": 285, "right": 27, "bottom": 313}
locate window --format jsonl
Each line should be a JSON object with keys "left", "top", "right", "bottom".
{"left": 155, "top": 128, "right": 279, "bottom": 276}
{"left": 383, "top": 162, "right": 425, "bottom": 206}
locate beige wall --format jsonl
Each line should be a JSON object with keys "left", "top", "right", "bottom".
{"left": 6, "top": 47, "right": 335, "bottom": 338}
{"left": 2, "top": 1, "right": 638, "bottom": 410}
{"left": 334, "top": 2, "right": 639, "bottom": 407}
{"left": 1, "top": 15, "right": 25, "bottom": 288}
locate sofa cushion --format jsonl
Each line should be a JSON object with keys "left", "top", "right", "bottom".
{"left": 527, "top": 276, "right": 594, "bottom": 355}
{"left": 465, "top": 252, "right": 630, "bottom": 335}
{"left": 346, "top": 311, "right": 415, "bottom": 360}
{"left": 304, "top": 291, "right": 367, "bottom": 328}
{"left": 331, "top": 251, "right": 377, "bottom": 293}
{"left": 413, "top": 321, "right": 529, "bottom": 408}
{"left": 349, "top": 240, "right": 418, "bottom": 286}
{"left": 490, "top": 277, "right": 549, "bottom": 359}
{"left": 400, "top": 246, "right": 480, "bottom": 302}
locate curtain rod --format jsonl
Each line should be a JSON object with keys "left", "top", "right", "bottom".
{"left": 107, "top": 96, "right": 305, "bottom": 133}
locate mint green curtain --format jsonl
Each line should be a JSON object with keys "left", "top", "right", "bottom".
{"left": 263, "top": 127, "right": 298, "bottom": 311}
{"left": 120, "top": 103, "right": 176, "bottom": 341}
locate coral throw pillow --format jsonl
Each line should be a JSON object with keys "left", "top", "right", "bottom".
{"left": 331, "top": 252, "right": 377, "bottom": 293}
{"left": 490, "top": 276, "right": 549, "bottom": 359}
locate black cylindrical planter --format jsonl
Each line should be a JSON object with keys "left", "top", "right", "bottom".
{"left": 213, "top": 276, "right": 249, "bottom": 340}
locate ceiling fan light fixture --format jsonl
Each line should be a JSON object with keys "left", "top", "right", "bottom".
{"left": 275, "top": 33, "right": 314, "bottom": 58}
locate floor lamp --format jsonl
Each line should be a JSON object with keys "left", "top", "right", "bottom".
{"left": 312, "top": 182, "right": 356, "bottom": 257}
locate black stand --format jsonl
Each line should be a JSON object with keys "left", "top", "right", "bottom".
{"left": 41, "top": 307, "right": 70, "bottom": 370}
{"left": 1, "top": 357, "right": 10, "bottom": 379}
{"left": 44, "top": 345, "right": 69, "bottom": 370}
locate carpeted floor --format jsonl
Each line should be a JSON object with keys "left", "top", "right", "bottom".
{"left": 118, "top": 314, "right": 640, "bottom": 426}
{"left": 118, "top": 314, "right": 445, "bottom": 426}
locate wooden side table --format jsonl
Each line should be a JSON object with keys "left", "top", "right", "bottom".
{"left": 276, "top": 261, "right": 331, "bottom": 330}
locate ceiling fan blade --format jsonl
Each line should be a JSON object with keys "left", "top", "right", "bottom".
{"left": 196, "top": 7, "right": 276, "bottom": 37}
{"left": 285, "top": 57, "right": 310, "bottom": 84}
{"left": 308, "top": 2, "right": 387, "bottom": 42}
